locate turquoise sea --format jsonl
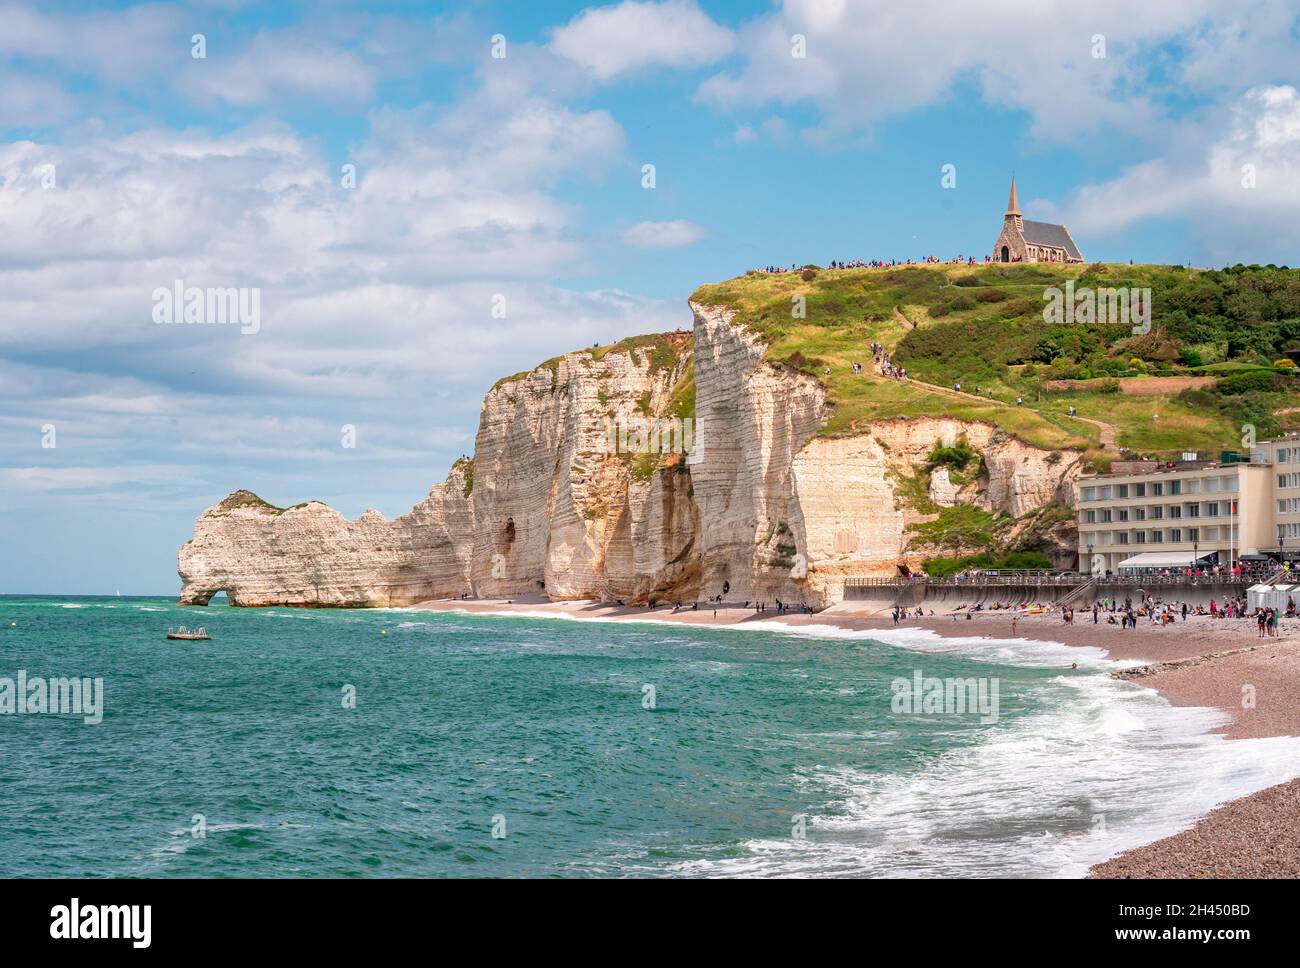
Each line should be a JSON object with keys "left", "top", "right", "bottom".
{"left": 2, "top": 595, "right": 1299, "bottom": 878}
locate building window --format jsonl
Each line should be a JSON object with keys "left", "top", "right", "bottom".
{"left": 1118, "top": 484, "right": 1128, "bottom": 498}
{"left": 1171, "top": 529, "right": 1182, "bottom": 543}
{"left": 1085, "top": 510, "right": 1096, "bottom": 524}
{"left": 1168, "top": 506, "right": 1181, "bottom": 519}
{"left": 1170, "top": 480, "right": 1182, "bottom": 495}
{"left": 1152, "top": 482, "right": 1164, "bottom": 496}
{"left": 1134, "top": 483, "right": 1146, "bottom": 497}
{"left": 1150, "top": 531, "right": 1163, "bottom": 543}
{"left": 1117, "top": 509, "right": 1128, "bottom": 521}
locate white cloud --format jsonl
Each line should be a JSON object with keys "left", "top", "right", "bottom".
{"left": 1058, "top": 85, "right": 1300, "bottom": 263}
{"left": 549, "top": 0, "right": 734, "bottom": 80}
{"left": 697, "top": 0, "right": 1230, "bottom": 143}
{"left": 0, "top": 86, "right": 692, "bottom": 519}
{"left": 189, "top": 31, "right": 377, "bottom": 106}
{"left": 623, "top": 219, "right": 706, "bottom": 248}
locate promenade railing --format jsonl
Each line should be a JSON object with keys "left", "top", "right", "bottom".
{"left": 844, "top": 572, "right": 1266, "bottom": 589}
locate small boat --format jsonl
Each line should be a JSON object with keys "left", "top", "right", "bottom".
{"left": 167, "top": 626, "right": 211, "bottom": 641}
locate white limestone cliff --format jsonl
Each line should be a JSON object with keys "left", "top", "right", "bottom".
{"left": 178, "top": 308, "right": 1081, "bottom": 608}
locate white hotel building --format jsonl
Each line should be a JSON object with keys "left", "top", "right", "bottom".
{"left": 1075, "top": 436, "right": 1300, "bottom": 574}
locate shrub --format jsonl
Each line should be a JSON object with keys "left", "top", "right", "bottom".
{"left": 922, "top": 550, "right": 1053, "bottom": 577}
{"left": 926, "top": 439, "right": 978, "bottom": 472}
{"left": 1276, "top": 358, "right": 1297, "bottom": 369}
{"left": 1216, "top": 370, "right": 1277, "bottom": 394}
{"left": 800, "top": 268, "right": 817, "bottom": 281}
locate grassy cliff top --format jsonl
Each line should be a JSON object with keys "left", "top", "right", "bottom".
{"left": 489, "top": 330, "right": 692, "bottom": 393}
{"left": 692, "top": 263, "right": 1300, "bottom": 460}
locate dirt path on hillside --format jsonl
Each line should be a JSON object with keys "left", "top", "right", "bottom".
{"left": 882, "top": 306, "right": 1117, "bottom": 449}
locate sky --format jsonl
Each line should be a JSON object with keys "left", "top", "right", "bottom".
{"left": 3, "top": 0, "right": 1300, "bottom": 594}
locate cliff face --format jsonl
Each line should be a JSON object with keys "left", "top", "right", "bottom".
{"left": 179, "top": 335, "right": 702, "bottom": 607}
{"left": 464, "top": 334, "right": 698, "bottom": 601}
{"left": 789, "top": 419, "right": 1082, "bottom": 601}
{"left": 688, "top": 302, "right": 830, "bottom": 605}
{"left": 179, "top": 306, "right": 1082, "bottom": 608}
{"left": 178, "top": 472, "right": 473, "bottom": 607}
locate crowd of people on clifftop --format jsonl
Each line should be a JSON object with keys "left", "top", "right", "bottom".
{"left": 753, "top": 255, "right": 994, "bottom": 273}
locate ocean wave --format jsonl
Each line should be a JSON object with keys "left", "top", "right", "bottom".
{"left": 673, "top": 674, "right": 1300, "bottom": 878}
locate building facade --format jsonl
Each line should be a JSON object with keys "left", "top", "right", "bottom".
{"left": 992, "top": 177, "right": 1084, "bottom": 264}
{"left": 1075, "top": 436, "right": 1300, "bottom": 574}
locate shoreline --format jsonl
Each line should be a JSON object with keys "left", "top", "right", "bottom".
{"left": 409, "top": 596, "right": 1300, "bottom": 877}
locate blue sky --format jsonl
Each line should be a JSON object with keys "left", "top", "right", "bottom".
{"left": 4, "top": 0, "right": 1300, "bottom": 594}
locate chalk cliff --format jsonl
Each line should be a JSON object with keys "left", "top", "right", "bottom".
{"left": 179, "top": 304, "right": 1082, "bottom": 607}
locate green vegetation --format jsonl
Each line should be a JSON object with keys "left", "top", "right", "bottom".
{"left": 922, "top": 550, "right": 1054, "bottom": 577}
{"left": 589, "top": 332, "right": 690, "bottom": 379}
{"left": 905, "top": 505, "right": 1008, "bottom": 554}
{"left": 219, "top": 490, "right": 282, "bottom": 512}
{"left": 926, "top": 439, "right": 977, "bottom": 472}
{"left": 664, "top": 357, "right": 696, "bottom": 421}
{"left": 452, "top": 457, "right": 474, "bottom": 497}
{"left": 691, "top": 263, "right": 1300, "bottom": 460}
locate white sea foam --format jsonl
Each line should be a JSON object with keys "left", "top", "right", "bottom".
{"left": 673, "top": 673, "right": 1300, "bottom": 878}
{"left": 421, "top": 606, "right": 1127, "bottom": 669}
{"left": 416, "top": 604, "right": 1300, "bottom": 877}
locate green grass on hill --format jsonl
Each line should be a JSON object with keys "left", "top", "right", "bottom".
{"left": 691, "top": 263, "right": 1300, "bottom": 460}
